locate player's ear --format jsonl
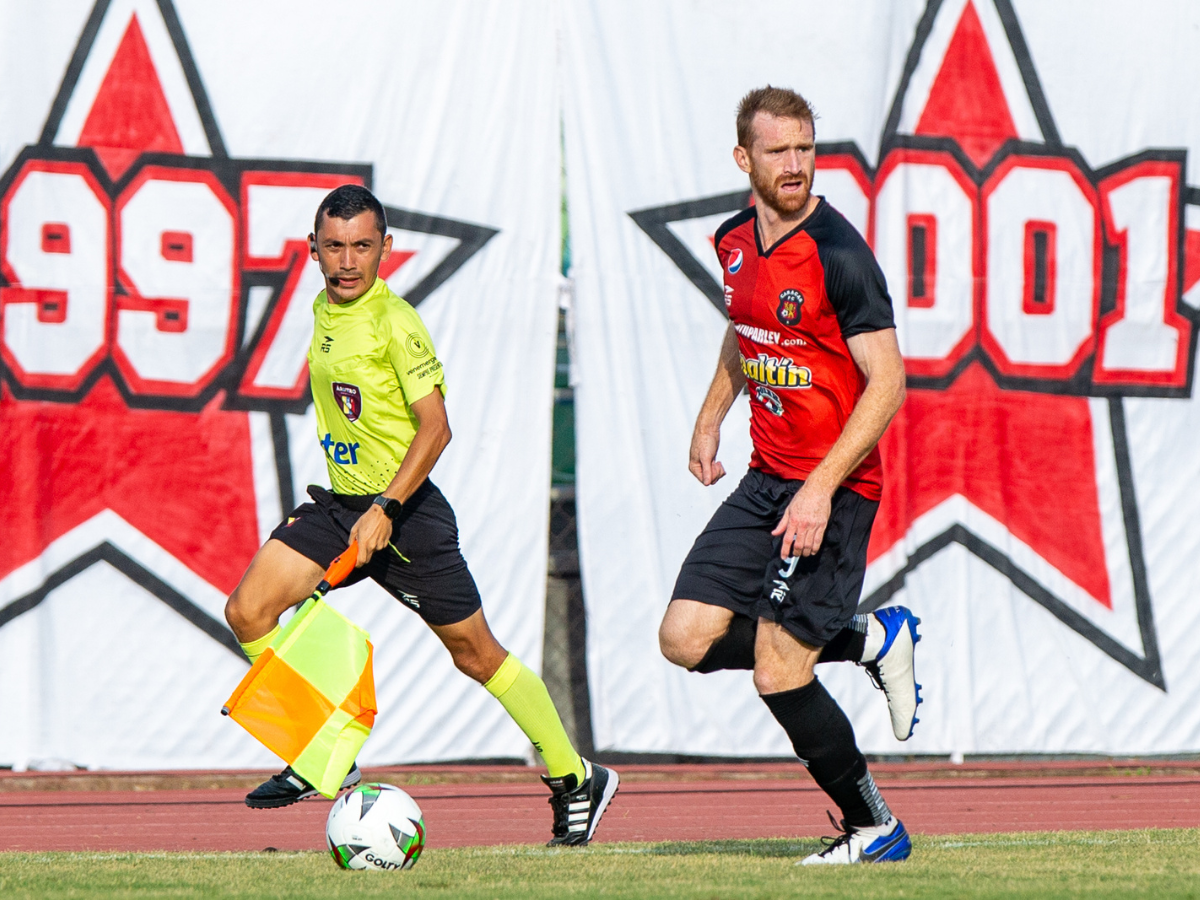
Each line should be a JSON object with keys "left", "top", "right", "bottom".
{"left": 380, "top": 231, "right": 393, "bottom": 262}
{"left": 733, "top": 144, "right": 752, "bottom": 174}
{"left": 308, "top": 233, "right": 318, "bottom": 258}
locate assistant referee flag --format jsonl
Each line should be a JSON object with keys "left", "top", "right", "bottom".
{"left": 222, "top": 544, "right": 376, "bottom": 798}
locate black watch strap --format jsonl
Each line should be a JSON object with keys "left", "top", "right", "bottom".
{"left": 372, "top": 495, "right": 403, "bottom": 520}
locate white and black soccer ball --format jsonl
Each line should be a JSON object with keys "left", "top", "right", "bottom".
{"left": 326, "top": 782, "right": 425, "bottom": 871}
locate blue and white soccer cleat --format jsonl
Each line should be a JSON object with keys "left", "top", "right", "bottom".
{"left": 864, "top": 606, "right": 922, "bottom": 741}
{"left": 800, "top": 815, "right": 912, "bottom": 865}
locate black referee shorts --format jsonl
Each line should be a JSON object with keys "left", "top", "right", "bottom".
{"left": 269, "top": 480, "right": 482, "bottom": 627}
{"left": 671, "top": 468, "right": 878, "bottom": 647}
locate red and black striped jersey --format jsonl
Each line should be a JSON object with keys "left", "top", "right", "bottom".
{"left": 714, "top": 197, "right": 895, "bottom": 500}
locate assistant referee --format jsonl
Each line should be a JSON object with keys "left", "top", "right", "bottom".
{"left": 224, "top": 185, "right": 617, "bottom": 847}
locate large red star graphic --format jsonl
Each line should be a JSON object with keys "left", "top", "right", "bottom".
{"left": 1, "top": 12, "right": 257, "bottom": 595}
{"left": 870, "top": 362, "right": 1110, "bottom": 606}
{"left": 0, "top": 2, "right": 494, "bottom": 644}
{"left": 630, "top": 0, "right": 1198, "bottom": 687}
{"left": 866, "top": 0, "right": 1111, "bottom": 605}
{"left": 856, "top": 1, "right": 1193, "bottom": 693}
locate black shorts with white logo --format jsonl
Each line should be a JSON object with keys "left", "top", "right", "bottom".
{"left": 671, "top": 468, "right": 878, "bottom": 647}
{"left": 269, "top": 480, "right": 482, "bottom": 627}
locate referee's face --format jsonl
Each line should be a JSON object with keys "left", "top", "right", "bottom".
{"left": 311, "top": 211, "right": 393, "bottom": 304}
{"left": 736, "top": 112, "right": 816, "bottom": 218}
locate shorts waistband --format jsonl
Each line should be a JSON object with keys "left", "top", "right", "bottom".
{"left": 307, "top": 481, "right": 432, "bottom": 512}
{"left": 307, "top": 486, "right": 374, "bottom": 511}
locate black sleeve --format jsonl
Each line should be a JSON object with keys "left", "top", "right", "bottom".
{"left": 714, "top": 207, "right": 755, "bottom": 261}
{"left": 812, "top": 206, "right": 895, "bottom": 338}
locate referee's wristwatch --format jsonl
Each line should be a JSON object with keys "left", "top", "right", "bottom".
{"left": 372, "top": 495, "right": 403, "bottom": 520}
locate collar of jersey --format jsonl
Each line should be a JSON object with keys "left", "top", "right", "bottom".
{"left": 754, "top": 195, "right": 826, "bottom": 258}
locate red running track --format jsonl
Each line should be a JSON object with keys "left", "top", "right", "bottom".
{"left": 2, "top": 774, "right": 1197, "bottom": 852}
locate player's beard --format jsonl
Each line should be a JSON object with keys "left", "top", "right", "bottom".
{"left": 749, "top": 164, "right": 812, "bottom": 216}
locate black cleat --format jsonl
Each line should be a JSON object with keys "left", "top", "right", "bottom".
{"left": 542, "top": 759, "right": 619, "bottom": 846}
{"left": 244, "top": 762, "right": 361, "bottom": 809}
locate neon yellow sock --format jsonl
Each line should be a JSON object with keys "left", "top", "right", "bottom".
{"left": 484, "top": 653, "right": 585, "bottom": 782}
{"left": 239, "top": 625, "right": 280, "bottom": 664}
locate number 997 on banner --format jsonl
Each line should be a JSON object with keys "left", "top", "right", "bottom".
{"left": 0, "top": 153, "right": 360, "bottom": 405}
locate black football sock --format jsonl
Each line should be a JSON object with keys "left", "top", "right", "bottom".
{"left": 760, "top": 678, "right": 890, "bottom": 828}
{"left": 689, "top": 614, "right": 756, "bottom": 672}
{"left": 816, "top": 614, "right": 869, "bottom": 664}
{"left": 692, "top": 614, "right": 870, "bottom": 671}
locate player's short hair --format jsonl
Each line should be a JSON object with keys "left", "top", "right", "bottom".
{"left": 314, "top": 184, "right": 387, "bottom": 238}
{"left": 736, "top": 86, "right": 817, "bottom": 148}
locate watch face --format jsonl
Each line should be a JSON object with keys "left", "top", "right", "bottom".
{"left": 374, "top": 496, "right": 401, "bottom": 519}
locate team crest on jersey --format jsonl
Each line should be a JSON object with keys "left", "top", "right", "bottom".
{"left": 727, "top": 247, "right": 744, "bottom": 274}
{"left": 776, "top": 289, "right": 803, "bottom": 326}
{"left": 628, "top": 0, "right": 1200, "bottom": 688}
{"left": 333, "top": 383, "right": 363, "bottom": 422}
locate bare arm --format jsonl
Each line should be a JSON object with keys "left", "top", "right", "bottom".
{"left": 689, "top": 324, "right": 746, "bottom": 486}
{"left": 773, "top": 327, "right": 906, "bottom": 558}
{"left": 350, "top": 388, "right": 451, "bottom": 566}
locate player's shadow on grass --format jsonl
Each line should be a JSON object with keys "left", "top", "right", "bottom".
{"left": 625, "top": 840, "right": 816, "bottom": 858}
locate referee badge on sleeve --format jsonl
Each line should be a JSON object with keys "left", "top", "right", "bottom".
{"left": 406, "top": 333, "right": 431, "bottom": 358}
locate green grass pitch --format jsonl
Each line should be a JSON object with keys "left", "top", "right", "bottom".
{"left": 2, "top": 829, "right": 1198, "bottom": 899}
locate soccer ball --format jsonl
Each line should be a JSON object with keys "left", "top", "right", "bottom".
{"left": 326, "top": 783, "right": 426, "bottom": 871}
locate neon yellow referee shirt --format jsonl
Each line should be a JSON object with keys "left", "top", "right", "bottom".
{"left": 307, "top": 276, "right": 445, "bottom": 495}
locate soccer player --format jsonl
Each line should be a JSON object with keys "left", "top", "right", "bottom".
{"left": 224, "top": 185, "right": 617, "bottom": 847}
{"left": 657, "top": 87, "right": 913, "bottom": 864}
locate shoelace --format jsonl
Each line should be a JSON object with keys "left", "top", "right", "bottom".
{"left": 546, "top": 790, "right": 573, "bottom": 838}
{"left": 864, "top": 661, "right": 887, "bottom": 694}
{"left": 271, "top": 767, "right": 312, "bottom": 790}
{"left": 815, "top": 810, "right": 853, "bottom": 857}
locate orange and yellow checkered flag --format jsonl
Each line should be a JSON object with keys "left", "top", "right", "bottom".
{"left": 222, "top": 543, "right": 376, "bottom": 798}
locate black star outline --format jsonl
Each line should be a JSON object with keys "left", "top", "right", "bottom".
{"left": 628, "top": 0, "right": 1200, "bottom": 688}
{"left": 0, "top": 0, "right": 497, "bottom": 654}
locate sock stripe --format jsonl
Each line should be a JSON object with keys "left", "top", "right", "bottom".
{"left": 857, "top": 770, "right": 891, "bottom": 826}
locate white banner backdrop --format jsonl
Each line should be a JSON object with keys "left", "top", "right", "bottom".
{"left": 565, "top": 0, "right": 1200, "bottom": 756}
{"left": 0, "top": 0, "right": 561, "bottom": 769}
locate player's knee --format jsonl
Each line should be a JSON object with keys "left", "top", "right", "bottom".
{"left": 224, "top": 593, "right": 250, "bottom": 638}
{"left": 448, "top": 643, "right": 493, "bottom": 683}
{"left": 752, "top": 666, "right": 780, "bottom": 695}
{"left": 753, "top": 660, "right": 815, "bottom": 696}
{"left": 658, "top": 619, "right": 705, "bottom": 669}
{"left": 224, "top": 588, "right": 264, "bottom": 640}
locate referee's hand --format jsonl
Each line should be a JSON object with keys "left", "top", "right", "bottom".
{"left": 689, "top": 427, "right": 726, "bottom": 486}
{"left": 349, "top": 507, "right": 393, "bottom": 567}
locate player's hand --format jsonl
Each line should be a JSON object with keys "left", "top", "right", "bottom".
{"left": 772, "top": 483, "right": 832, "bottom": 559}
{"left": 689, "top": 425, "right": 726, "bottom": 486}
{"left": 349, "top": 507, "right": 393, "bottom": 567}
